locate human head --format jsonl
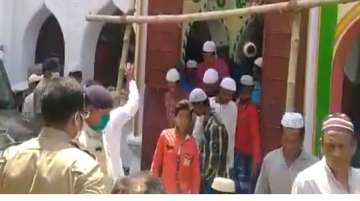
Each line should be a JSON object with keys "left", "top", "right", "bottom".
{"left": 321, "top": 113, "right": 357, "bottom": 170}
{"left": 41, "top": 77, "right": 84, "bottom": 138}
{"left": 202, "top": 41, "right": 217, "bottom": 65}
{"left": 166, "top": 68, "right": 180, "bottom": 93}
{"left": 185, "top": 60, "right": 197, "bottom": 78}
{"left": 281, "top": 112, "right": 305, "bottom": 158}
{"left": 174, "top": 100, "right": 193, "bottom": 135}
{"left": 112, "top": 171, "right": 166, "bottom": 194}
{"left": 84, "top": 85, "right": 113, "bottom": 132}
{"left": 243, "top": 41, "right": 257, "bottom": 59}
{"left": 202, "top": 68, "right": 219, "bottom": 97}
{"left": 69, "top": 70, "right": 83, "bottom": 84}
{"left": 239, "top": 75, "right": 254, "bottom": 102}
{"left": 218, "top": 77, "right": 236, "bottom": 104}
{"left": 42, "top": 58, "right": 61, "bottom": 79}
{"left": 189, "top": 88, "right": 209, "bottom": 116}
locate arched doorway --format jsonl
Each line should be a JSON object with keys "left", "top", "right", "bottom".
{"left": 94, "top": 10, "right": 135, "bottom": 87}
{"left": 35, "top": 14, "right": 65, "bottom": 74}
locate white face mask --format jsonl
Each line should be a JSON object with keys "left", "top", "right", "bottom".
{"left": 51, "top": 72, "right": 60, "bottom": 78}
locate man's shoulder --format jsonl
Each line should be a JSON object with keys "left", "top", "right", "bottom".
{"left": 263, "top": 148, "right": 282, "bottom": 161}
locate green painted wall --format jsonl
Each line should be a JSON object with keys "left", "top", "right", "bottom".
{"left": 315, "top": 5, "right": 338, "bottom": 156}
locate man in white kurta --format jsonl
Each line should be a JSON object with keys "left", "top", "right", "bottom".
{"left": 209, "top": 77, "right": 237, "bottom": 172}
{"left": 255, "top": 112, "right": 317, "bottom": 194}
{"left": 292, "top": 113, "right": 360, "bottom": 194}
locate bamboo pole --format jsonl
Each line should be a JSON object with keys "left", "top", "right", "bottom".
{"left": 86, "top": 0, "right": 356, "bottom": 24}
{"left": 286, "top": 1, "right": 302, "bottom": 112}
{"left": 116, "top": 0, "right": 136, "bottom": 92}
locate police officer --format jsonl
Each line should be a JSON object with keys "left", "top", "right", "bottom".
{"left": 0, "top": 77, "right": 105, "bottom": 194}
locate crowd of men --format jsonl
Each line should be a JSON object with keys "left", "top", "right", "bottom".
{"left": 0, "top": 40, "right": 360, "bottom": 194}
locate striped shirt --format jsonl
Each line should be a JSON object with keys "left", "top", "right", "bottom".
{"left": 201, "top": 112, "right": 229, "bottom": 180}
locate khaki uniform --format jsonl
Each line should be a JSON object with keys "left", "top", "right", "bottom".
{"left": 0, "top": 127, "right": 105, "bottom": 194}
{"left": 76, "top": 123, "right": 113, "bottom": 193}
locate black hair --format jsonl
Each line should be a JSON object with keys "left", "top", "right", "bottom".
{"left": 84, "top": 80, "right": 102, "bottom": 88}
{"left": 41, "top": 77, "right": 83, "bottom": 125}
{"left": 175, "top": 99, "right": 193, "bottom": 117}
{"left": 42, "top": 58, "right": 60, "bottom": 74}
{"left": 69, "top": 71, "right": 82, "bottom": 78}
{"left": 112, "top": 171, "right": 166, "bottom": 194}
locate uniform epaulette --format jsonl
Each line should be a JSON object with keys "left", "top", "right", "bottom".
{"left": 70, "top": 142, "right": 96, "bottom": 160}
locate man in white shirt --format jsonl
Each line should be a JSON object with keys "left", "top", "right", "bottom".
{"left": 209, "top": 77, "right": 238, "bottom": 174}
{"left": 255, "top": 112, "right": 317, "bottom": 194}
{"left": 76, "top": 63, "right": 139, "bottom": 192}
{"left": 22, "top": 74, "right": 42, "bottom": 119}
{"left": 292, "top": 113, "right": 360, "bottom": 194}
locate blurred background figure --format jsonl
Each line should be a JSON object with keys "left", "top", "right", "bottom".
{"left": 112, "top": 171, "right": 165, "bottom": 194}
{"left": 180, "top": 60, "right": 197, "bottom": 94}
{"left": 22, "top": 74, "right": 43, "bottom": 120}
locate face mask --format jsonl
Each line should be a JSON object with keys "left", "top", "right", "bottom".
{"left": 93, "top": 114, "right": 110, "bottom": 132}
{"left": 51, "top": 72, "right": 60, "bottom": 78}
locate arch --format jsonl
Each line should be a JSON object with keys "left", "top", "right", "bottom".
{"left": 21, "top": 4, "right": 52, "bottom": 75}
{"left": 80, "top": 1, "right": 118, "bottom": 81}
{"left": 331, "top": 16, "right": 360, "bottom": 112}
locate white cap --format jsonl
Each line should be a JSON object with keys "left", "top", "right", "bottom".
{"left": 186, "top": 60, "right": 197, "bottom": 69}
{"left": 281, "top": 112, "right": 304, "bottom": 129}
{"left": 220, "top": 77, "right": 236, "bottom": 91}
{"left": 254, "top": 57, "right": 263, "bottom": 68}
{"left": 243, "top": 42, "right": 257, "bottom": 58}
{"left": 189, "top": 88, "right": 208, "bottom": 103}
{"left": 28, "top": 74, "right": 43, "bottom": 84}
{"left": 202, "top": 41, "right": 217, "bottom": 53}
{"left": 240, "top": 75, "right": 255, "bottom": 86}
{"left": 211, "top": 177, "right": 236, "bottom": 193}
{"left": 11, "top": 81, "right": 28, "bottom": 92}
{"left": 203, "top": 68, "right": 219, "bottom": 84}
{"left": 166, "top": 68, "right": 180, "bottom": 82}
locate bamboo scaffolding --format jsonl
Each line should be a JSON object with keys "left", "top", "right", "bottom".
{"left": 286, "top": 1, "right": 302, "bottom": 112}
{"left": 86, "top": 0, "right": 356, "bottom": 24}
{"left": 116, "top": 1, "right": 136, "bottom": 93}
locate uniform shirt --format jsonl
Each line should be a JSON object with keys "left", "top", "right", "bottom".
{"left": 0, "top": 127, "right": 105, "bottom": 194}
{"left": 104, "top": 80, "right": 139, "bottom": 180}
{"left": 77, "top": 123, "right": 113, "bottom": 193}
{"left": 235, "top": 102, "right": 261, "bottom": 165}
{"left": 151, "top": 129, "right": 200, "bottom": 194}
{"left": 292, "top": 157, "right": 360, "bottom": 194}
{"left": 209, "top": 97, "right": 238, "bottom": 169}
{"left": 22, "top": 92, "right": 35, "bottom": 119}
{"left": 202, "top": 112, "right": 228, "bottom": 180}
{"left": 196, "top": 58, "right": 230, "bottom": 87}
{"left": 255, "top": 148, "right": 318, "bottom": 194}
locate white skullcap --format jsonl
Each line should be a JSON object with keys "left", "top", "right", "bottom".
{"left": 203, "top": 68, "right": 219, "bottom": 84}
{"left": 211, "top": 177, "right": 236, "bottom": 193}
{"left": 243, "top": 42, "right": 257, "bottom": 58}
{"left": 28, "top": 74, "right": 43, "bottom": 84}
{"left": 189, "top": 88, "right": 208, "bottom": 103}
{"left": 240, "top": 75, "right": 254, "bottom": 86}
{"left": 254, "top": 57, "right": 263, "bottom": 68}
{"left": 281, "top": 112, "right": 304, "bottom": 129}
{"left": 186, "top": 60, "right": 197, "bottom": 69}
{"left": 166, "top": 68, "right": 180, "bottom": 82}
{"left": 220, "top": 77, "right": 236, "bottom": 91}
{"left": 11, "top": 81, "right": 28, "bottom": 92}
{"left": 202, "top": 41, "right": 217, "bottom": 53}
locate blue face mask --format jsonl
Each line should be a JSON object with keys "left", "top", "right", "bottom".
{"left": 92, "top": 114, "right": 110, "bottom": 132}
